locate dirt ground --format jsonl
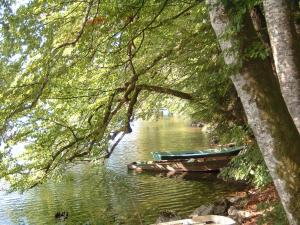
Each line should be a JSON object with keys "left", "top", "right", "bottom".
{"left": 238, "top": 184, "right": 279, "bottom": 225}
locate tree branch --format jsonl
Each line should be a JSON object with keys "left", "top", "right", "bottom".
{"left": 137, "top": 84, "right": 194, "bottom": 100}
{"left": 148, "top": 1, "right": 199, "bottom": 30}
{"left": 1, "top": 73, "right": 49, "bottom": 136}
{"left": 105, "top": 132, "right": 126, "bottom": 158}
{"left": 125, "top": 88, "right": 141, "bottom": 133}
{"left": 54, "top": 0, "right": 94, "bottom": 50}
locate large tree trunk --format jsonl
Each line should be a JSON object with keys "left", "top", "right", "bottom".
{"left": 207, "top": 1, "right": 300, "bottom": 224}
{"left": 290, "top": 0, "right": 300, "bottom": 37}
{"left": 263, "top": 0, "right": 300, "bottom": 133}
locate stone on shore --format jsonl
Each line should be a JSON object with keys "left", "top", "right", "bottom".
{"left": 189, "top": 198, "right": 230, "bottom": 217}
{"left": 155, "top": 210, "right": 181, "bottom": 224}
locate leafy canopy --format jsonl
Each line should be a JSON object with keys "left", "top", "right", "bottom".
{"left": 0, "top": 0, "right": 254, "bottom": 190}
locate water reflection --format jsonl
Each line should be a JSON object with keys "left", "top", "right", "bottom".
{"left": 0, "top": 118, "right": 244, "bottom": 225}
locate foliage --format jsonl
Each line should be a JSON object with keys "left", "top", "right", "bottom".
{"left": 0, "top": 0, "right": 278, "bottom": 192}
{"left": 220, "top": 144, "right": 272, "bottom": 187}
{"left": 0, "top": 0, "right": 231, "bottom": 190}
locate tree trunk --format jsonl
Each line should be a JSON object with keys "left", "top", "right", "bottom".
{"left": 207, "top": 1, "right": 300, "bottom": 224}
{"left": 290, "top": 0, "right": 300, "bottom": 37}
{"left": 263, "top": 0, "right": 300, "bottom": 133}
{"left": 249, "top": 6, "right": 277, "bottom": 76}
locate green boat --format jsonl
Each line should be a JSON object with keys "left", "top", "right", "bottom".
{"left": 151, "top": 146, "right": 244, "bottom": 161}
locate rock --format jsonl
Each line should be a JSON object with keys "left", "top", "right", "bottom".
{"left": 55, "top": 211, "right": 68, "bottom": 221}
{"left": 189, "top": 204, "right": 214, "bottom": 217}
{"left": 190, "top": 198, "right": 230, "bottom": 218}
{"left": 226, "top": 196, "right": 247, "bottom": 208}
{"left": 228, "top": 206, "right": 243, "bottom": 224}
{"left": 228, "top": 206, "right": 239, "bottom": 218}
{"left": 226, "top": 196, "right": 241, "bottom": 204}
{"left": 212, "top": 198, "right": 230, "bottom": 216}
{"left": 228, "top": 206, "right": 254, "bottom": 224}
{"left": 155, "top": 210, "right": 181, "bottom": 224}
{"left": 226, "top": 191, "right": 248, "bottom": 206}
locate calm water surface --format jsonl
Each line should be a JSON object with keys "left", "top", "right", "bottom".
{"left": 0, "top": 118, "right": 244, "bottom": 225}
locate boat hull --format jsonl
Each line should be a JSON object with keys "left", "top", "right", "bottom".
{"left": 128, "top": 155, "right": 235, "bottom": 172}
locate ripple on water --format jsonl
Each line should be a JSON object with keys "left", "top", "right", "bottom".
{"left": 0, "top": 119, "right": 245, "bottom": 225}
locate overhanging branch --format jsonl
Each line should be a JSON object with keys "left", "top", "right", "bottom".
{"left": 54, "top": 0, "right": 94, "bottom": 50}
{"left": 137, "top": 84, "right": 194, "bottom": 100}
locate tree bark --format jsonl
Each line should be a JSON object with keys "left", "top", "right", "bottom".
{"left": 207, "top": 1, "right": 300, "bottom": 224}
{"left": 263, "top": 0, "right": 300, "bottom": 133}
{"left": 290, "top": 0, "right": 300, "bottom": 36}
{"left": 249, "top": 6, "right": 277, "bottom": 76}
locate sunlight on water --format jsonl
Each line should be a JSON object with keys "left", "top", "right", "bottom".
{"left": 0, "top": 118, "right": 244, "bottom": 225}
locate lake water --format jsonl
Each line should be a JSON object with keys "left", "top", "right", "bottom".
{"left": 0, "top": 118, "right": 244, "bottom": 225}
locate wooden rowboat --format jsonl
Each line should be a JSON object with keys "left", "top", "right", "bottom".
{"left": 128, "top": 153, "right": 239, "bottom": 173}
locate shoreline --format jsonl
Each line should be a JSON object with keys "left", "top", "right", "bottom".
{"left": 155, "top": 183, "right": 282, "bottom": 225}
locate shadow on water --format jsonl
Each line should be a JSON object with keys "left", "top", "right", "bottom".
{"left": 0, "top": 118, "right": 245, "bottom": 225}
